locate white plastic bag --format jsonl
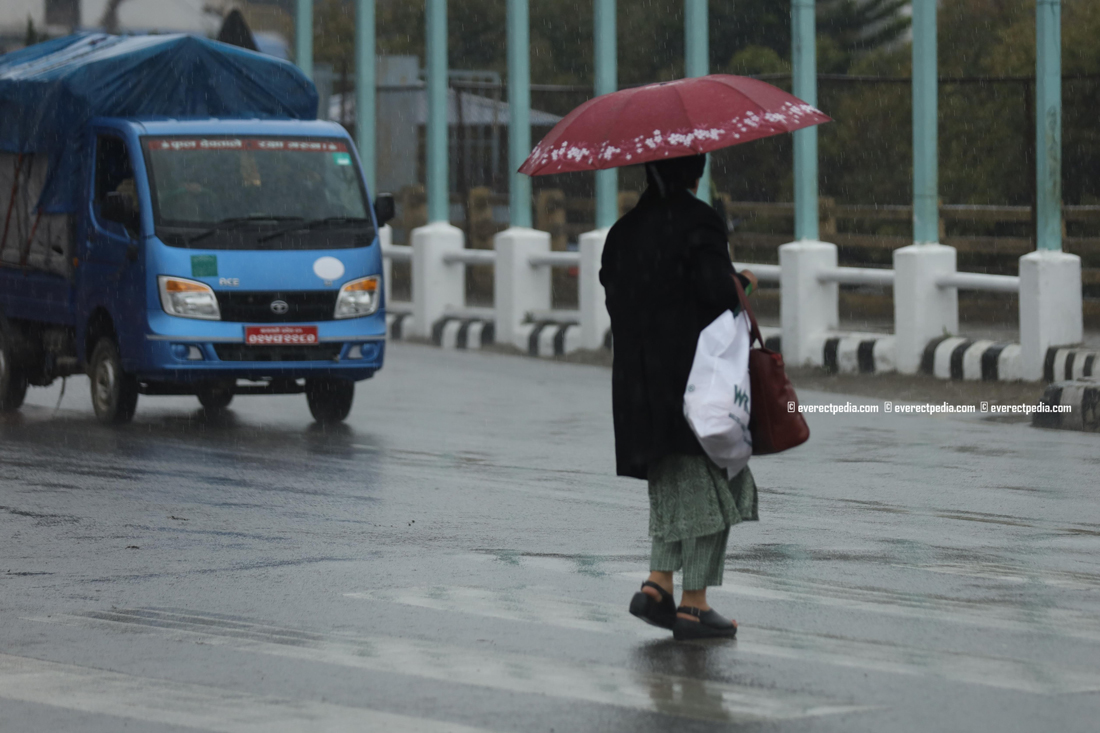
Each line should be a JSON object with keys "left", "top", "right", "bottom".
{"left": 683, "top": 309, "right": 753, "bottom": 478}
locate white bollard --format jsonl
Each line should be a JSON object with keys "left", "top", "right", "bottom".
{"left": 410, "top": 221, "right": 465, "bottom": 339}
{"left": 579, "top": 228, "right": 611, "bottom": 350}
{"left": 893, "top": 243, "right": 958, "bottom": 374}
{"left": 379, "top": 224, "right": 393, "bottom": 304}
{"left": 1019, "top": 250, "right": 1083, "bottom": 381}
{"left": 494, "top": 226, "right": 551, "bottom": 349}
{"left": 779, "top": 240, "right": 838, "bottom": 367}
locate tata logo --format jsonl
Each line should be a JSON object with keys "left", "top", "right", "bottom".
{"left": 270, "top": 300, "right": 290, "bottom": 315}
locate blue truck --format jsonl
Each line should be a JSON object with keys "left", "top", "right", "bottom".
{"left": 0, "top": 34, "right": 392, "bottom": 424}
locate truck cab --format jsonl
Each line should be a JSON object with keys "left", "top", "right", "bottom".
{"left": 0, "top": 117, "right": 393, "bottom": 423}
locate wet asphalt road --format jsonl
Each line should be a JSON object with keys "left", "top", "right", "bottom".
{"left": 1, "top": 341, "right": 1099, "bottom": 732}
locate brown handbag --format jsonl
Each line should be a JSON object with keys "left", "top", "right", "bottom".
{"left": 733, "top": 277, "right": 810, "bottom": 455}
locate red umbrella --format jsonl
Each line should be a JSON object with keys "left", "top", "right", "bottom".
{"left": 519, "top": 74, "right": 830, "bottom": 176}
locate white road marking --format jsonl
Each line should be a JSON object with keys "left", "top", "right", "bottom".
{"left": 461, "top": 552, "right": 1100, "bottom": 644}
{"left": 901, "top": 562, "right": 1100, "bottom": 591}
{"left": 347, "top": 586, "right": 1100, "bottom": 695}
{"left": 30, "top": 610, "right": 869, "bottom": 724}
{"left": 704, "top": 570, "right": 1100, "bottom": 643}
{"left": 0, "top": 653, "right": 495, "bottom": 733}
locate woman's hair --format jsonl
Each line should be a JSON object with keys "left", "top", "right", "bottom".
{"left": 644, "top": 153, "right": 707, "bottom": 197}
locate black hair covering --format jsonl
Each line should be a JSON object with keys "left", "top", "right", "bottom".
{"left": 644, "top": 153, "right": 707, "bottom": 197}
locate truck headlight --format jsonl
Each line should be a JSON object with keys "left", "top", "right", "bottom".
{"left": 334, "top": 276, "right": 380, "bottom": 319}
{"left": 158, "top": 276, "right": 221, "bottom": 320}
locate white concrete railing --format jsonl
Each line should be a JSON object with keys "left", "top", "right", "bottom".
{"left": 382, "top": 224, "right": 610, "bottom": 352}
{"left": 937, "top": 271, "right": 1019, "bottom": 293}
{"left": 382, "top": 223, "right": 1082, "bottom": 380}
{"left": 733, "top": 262, "right": 780, "bottom": 282}
{"left": 782, "top": 239, "right": 1081, "bottom": 380}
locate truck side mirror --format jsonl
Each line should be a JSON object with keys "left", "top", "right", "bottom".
{"left": 374, "top": 193, "right": 395, "bottom": 227}
{"left": 101, "top": 192, "right": 140, "bottom": 236}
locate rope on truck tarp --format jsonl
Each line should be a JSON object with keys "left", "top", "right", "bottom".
{"left": 17, "top": 156, "right": 39, "bottom": 267}
{"left": 53, "top": 377, "right": 67, "bottom": 416}
{"left": 1, "top": 154, "right": 25, "bottom": 259}
{"left": 19, "top": 209, "right": 43, "bottom": 267}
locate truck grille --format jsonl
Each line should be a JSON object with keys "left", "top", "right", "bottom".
{"left": 213, "top": 344, "right": 343, "bottom": 362}
{"left": 216, "top": 291, "right": 338, "bottom": 323}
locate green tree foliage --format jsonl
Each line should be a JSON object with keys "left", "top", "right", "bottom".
{"left": 323, "top": 0, "right": 1096, "bottom": 208}
{"left": 314, "top": 0, "right": 356, "bottom": 72}
{"left": 25, "top": 17, "right": 43, "bottom": 47}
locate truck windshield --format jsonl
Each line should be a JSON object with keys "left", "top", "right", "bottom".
{"left": 143, "top": 137, "right": 372, "bottom": 249}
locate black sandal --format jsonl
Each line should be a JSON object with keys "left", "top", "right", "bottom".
{"left": 672, "top": 606, "right": 738, "bottom": 641}
{"left": 629, "top": 581, "right": 677, "bottom": 629}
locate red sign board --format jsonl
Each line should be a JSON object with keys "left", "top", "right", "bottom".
{"left": 148, "top": 138, "right": 348, "bottom": 153}
{"left": 244, "top": 325, "right": 319, "bottom": 346}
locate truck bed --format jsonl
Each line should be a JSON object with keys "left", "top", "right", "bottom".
{"left": 0, "top": 266, "right": 75, "bottom": 326}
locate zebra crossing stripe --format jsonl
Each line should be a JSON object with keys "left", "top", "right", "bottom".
{"left": 33, "top": 610, "right": 869, "bottom": 724}
{"left": 348, "top": 586, "right": 1100, "bottom": 695}
{"left": 0, "top": 653, "right": 496, "bottom": 733}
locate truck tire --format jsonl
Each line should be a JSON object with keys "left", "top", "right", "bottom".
{"left": 89, "top": 338, "right": 138, "bottom": 424}
{"left": 0, "top": 323, "right": 28, "bottom": 412}
{"left": 196, "top": 384, "right": 234, "bottom": 412}
{"left": 305, "top": 377, "right": 354, "bottom": 423}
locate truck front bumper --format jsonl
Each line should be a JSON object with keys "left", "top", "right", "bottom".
{"left": 138, "top": 312, "right": 386, "bottom": 383}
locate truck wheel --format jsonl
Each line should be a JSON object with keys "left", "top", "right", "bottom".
{"left": 90, "top": 338, "right": 138, "bottom": 424}
{"left": 0, "top": 324, "right": 27, "bottom": 412}
{"left": 305, "top": 378, "right": 354, "bottom": 423}
{"left": 197, "top": 384, "right": 234, "bottom": 412}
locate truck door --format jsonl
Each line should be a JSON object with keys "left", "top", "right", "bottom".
{"left": 82, "top": 133, "right": 145, "bottom": 368}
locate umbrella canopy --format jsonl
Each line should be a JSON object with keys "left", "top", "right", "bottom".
{"left": 519, "top": 74, "right": 830, "bottom": 176}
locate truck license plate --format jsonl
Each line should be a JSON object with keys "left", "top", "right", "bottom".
{"left": 244, "top": 325, "right": 319, "bottom": 345}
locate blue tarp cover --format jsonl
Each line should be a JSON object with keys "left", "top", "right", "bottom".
{"left": 0, "top": 34, "right": 318, "bottom": 213}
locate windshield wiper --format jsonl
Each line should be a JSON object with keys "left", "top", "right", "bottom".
{"left": 185, "top": 216, "right": 305, "bottom": 245}
{"left": 256, "top": 216, "right": 373, "bottom": 244}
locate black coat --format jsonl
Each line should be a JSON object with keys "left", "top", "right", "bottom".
{"left": 600, "top": 186, "right": 748, "bottom": 480}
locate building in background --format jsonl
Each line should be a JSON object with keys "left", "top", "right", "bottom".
{"left": 1, "top": 1, "right": 290, "bottom": 57}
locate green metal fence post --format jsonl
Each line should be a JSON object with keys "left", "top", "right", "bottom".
{"left": 295, "top": 0, "right": 313, "bottom": 80}
{"left": 594, "top": 0, "right": 617, "bottom": 229}
{"left": 791, "top": 0, "right": 817, "bottom": 241}
{"left": 356, "top": 0, "right": 376, "bottom": 195}
{"left": 912, "top": 0, "right": 938, "bottom": 244}
{"left": 1036, "top": 0, "right": 1062, "bottom": 252}
{"left": 684, "top": 0, "right": 710, "bottom": 204}
{"left": 426, "top": 0, "right": 449, "bottom": 224}
{"left": 507, "top": 0, "right": 532, "bottom": 228}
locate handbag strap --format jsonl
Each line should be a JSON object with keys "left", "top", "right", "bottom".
{"left": 732, "top": 274, "right": 765, "bottom": 348}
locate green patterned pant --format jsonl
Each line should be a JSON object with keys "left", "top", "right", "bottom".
{"left": 650, "top": 527, "right": 730, "bottom": 591}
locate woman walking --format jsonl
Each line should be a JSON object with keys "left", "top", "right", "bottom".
{"left": 600, "top": 153, "right": 758, "bottom": 641}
